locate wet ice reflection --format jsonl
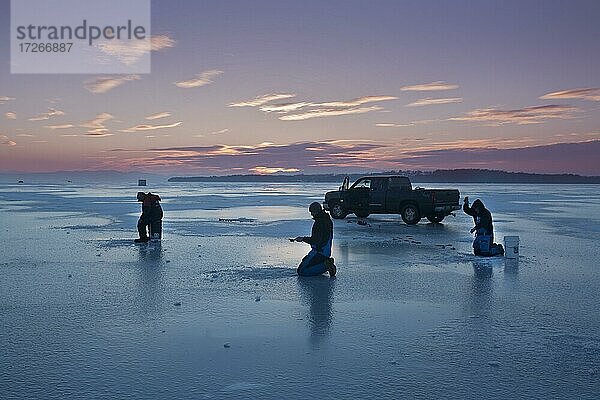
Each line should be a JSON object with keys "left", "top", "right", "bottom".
{"left": 297, "top": 276, "right": 336, "bottom": 345}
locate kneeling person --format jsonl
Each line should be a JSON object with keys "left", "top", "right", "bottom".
{"left": 463, "top": 196, "right": 504, "bottom": 256}
{"left": 294, "top": 202, "right": 336, "bottom": 277}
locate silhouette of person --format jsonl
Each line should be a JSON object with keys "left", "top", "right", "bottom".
{"left": 293, "top": 202, "right": 336, "bottom": 277}
{"left": 463, "top": 197, "right": 503, "bottom": 256}
{"left": 135, "top": 192, "right": 163, "bottom": 243}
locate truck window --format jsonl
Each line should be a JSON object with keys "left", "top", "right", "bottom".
{"left": 371, "top": 179, "right": 385, "bottom": 191}
{"left": 353, "top": 179, "right": 371, "bottom": 189}
{"left": 389, "top": 177, "right": 411, "bottom": 190}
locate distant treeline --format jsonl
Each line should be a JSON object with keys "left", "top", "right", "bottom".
{"left": 168, "top": 169, "right": 600, "bottom": 184}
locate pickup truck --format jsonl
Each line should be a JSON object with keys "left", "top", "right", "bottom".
{"left": 323, "top": 175, "right": 460, "bottom": 224}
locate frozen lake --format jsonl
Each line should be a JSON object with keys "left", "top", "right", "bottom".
{"left": 1, "top": 181, "right": 599, "bottom": 399}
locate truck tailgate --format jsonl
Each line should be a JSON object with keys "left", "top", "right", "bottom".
{"left": 432, "top": 189, "right": 460, "bottom": 205}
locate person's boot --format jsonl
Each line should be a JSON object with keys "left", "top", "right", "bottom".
{"left": 497, "top": 244, "right": 505, "bottom": 256}
{"left": 325, "top": 257, "right": 337, "bottom": 277}
{"left": 134, "top": 237, "right": 149, "bottom": 243}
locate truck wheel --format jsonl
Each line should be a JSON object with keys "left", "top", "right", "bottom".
{"left": 427, "top": 215, "right": 445, "bottom": 223}
{"left": 401, "top": 204, "right": 420, "bottom": 225}
{"left": 355, "top": 210, "right": 370, "bottom": 218}
{"left": 330, "top": 204, "right": 348, "bottom": 219}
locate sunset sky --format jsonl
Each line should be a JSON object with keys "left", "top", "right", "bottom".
{"left": 1, "top": 0, "right": 599, "bottom": 175}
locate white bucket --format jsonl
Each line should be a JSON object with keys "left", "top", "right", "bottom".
{"left": 504, "top": 236, "right": 519, "bottom": 259}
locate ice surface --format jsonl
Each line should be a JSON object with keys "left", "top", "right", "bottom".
{"left": 1, "top": 182, "right": 599, "bottom": 399}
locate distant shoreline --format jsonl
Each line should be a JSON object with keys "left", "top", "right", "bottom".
{"left": 169, "top": 169, "right": 600, "bottom": 184}
{"left": 2, "top": 169, "right": 599, "bottom": 185}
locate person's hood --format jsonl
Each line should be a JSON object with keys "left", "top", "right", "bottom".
{"left": 143, "top": 193, "right": 161, "bottom": 203}
{"left": 472, "top": 199, "right": 485, "bottom": 211}
{"left": 312, "top": 209, "right": 328, "bottom": 220}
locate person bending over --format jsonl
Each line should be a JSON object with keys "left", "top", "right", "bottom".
{"left": 135, "top": 192, "right": 163, "bottom": 243}
{"left": 294, "top": 202, "right": 337, "bottom": 277}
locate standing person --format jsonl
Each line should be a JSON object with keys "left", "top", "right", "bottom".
{"left": 135, "top": 192, "right": 163, "bottom": 243}
{"left": 294, "top": 202, "right": 337, "bottom": 277}
{"left": 463, "top": 197, "right": 503, "bottom": 256}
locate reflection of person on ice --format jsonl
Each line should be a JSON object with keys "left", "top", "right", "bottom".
{"left": 293, "top": 202, "right": 337, "bottom": 277}
{"left": 463, "top": 197, "right": 504, "bottom": 256}
{"left": 135, "top": 192, "right": 163, "bottom": 243}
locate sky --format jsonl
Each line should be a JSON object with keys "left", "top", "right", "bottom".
{"left": 1, "top": 0, "right": 599, "bottom": 175}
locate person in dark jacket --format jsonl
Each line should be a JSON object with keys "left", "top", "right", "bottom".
{"left": 463, "top": 197, "right": 503, "bottom": 256}
{"left": 294, "top": 202, "right": 337, "bottom": 277}
{"left": 135, "top": 192, "right": 163, "bottom": 243}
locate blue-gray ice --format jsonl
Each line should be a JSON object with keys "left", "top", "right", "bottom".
{"left": 1, "top": 182, "right": 599, "bottom": 399}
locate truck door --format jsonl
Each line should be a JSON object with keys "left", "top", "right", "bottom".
{"left": 348, "top": 178, "right": 371, "bottom": 210}
{"left": 369, "top": 178, "right": 387, "bottom": 213}
{"left": 387, "top": 177, "right": 412, "bottom": 213}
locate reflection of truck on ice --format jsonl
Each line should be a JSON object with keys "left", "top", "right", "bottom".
{"left": 323, "top": 175, "right": 461, "bottom": 225}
